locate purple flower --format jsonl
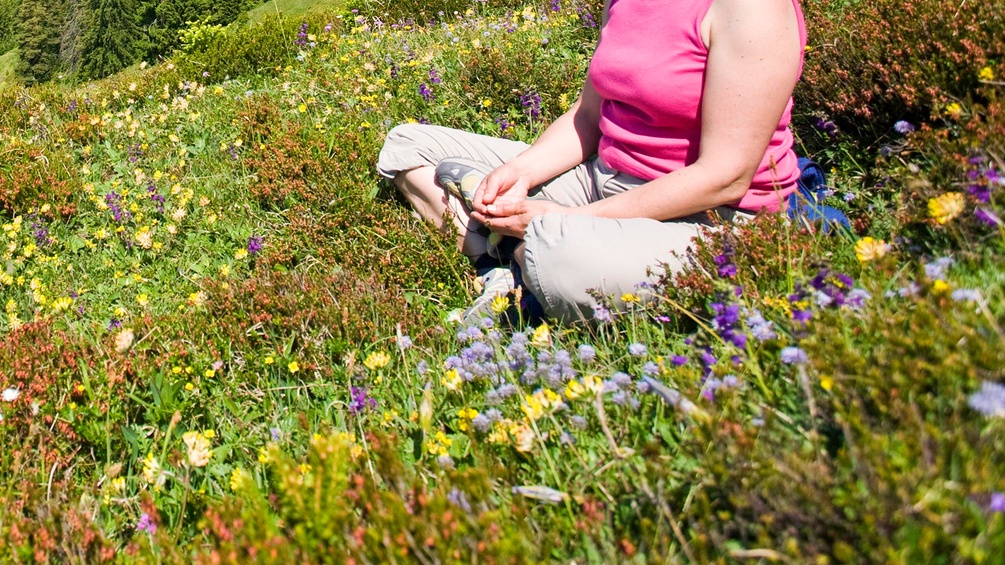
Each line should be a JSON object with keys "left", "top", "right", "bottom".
{"left": 642, "top": 361, "right": 660, "bottom": 376}
{"left": 247, "top": 235, "right": 264, "bottom": 256}
{"left": 418, "top": 83, "right": 434, "bottom": 102}
{"left": 780, "top": 346, "right": 808, "bottom": 365}
{"left": 628, "top": 343, "right": 647, "bottom": 357}
{"left": 968, "top": 381, "right": 1005, "bottom": 418}
{"left": 951, "top": 289, "right": 981, "bottom": 302}
{"left": 990, "top": 492, "right": 1005, "bottom": 513}
{"left": 349, "top": 386, "right": 377, "bottom": 415}
{"left": 398, "top": 335, "right": 413, "bottom": 350}
{"left": 136, "top": 513, "right": 157, "bottom": 535}
{"left": 428, "top": 69, "right": 441, "bottom": 84}
{"left": 295, "top": 21, "right": 309, "bottom": 47}
{"left": 893, "top": 120, "right": 915, "bottom": 134}
{"left": 270, "top": 427, "right": 281, "bottom": 441}
{"left": 975, "top": 208, "right": 1003, "bottom": 226}
{"left": 577, "top": 344, "right": 596, "bottom": 363}
{"left": 520, "top": 91, "right": 542, "bottom": 120}
{"left": 671, "top": 355, "right": 688, "bottom": 366}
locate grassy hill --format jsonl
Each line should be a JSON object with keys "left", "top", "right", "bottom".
{"left": 246, "top": 0, "right": 345, "bottom": 24}
{"left": 0, "top": 48, "right": 18, "bottom": 89}
{"left": 0, "top": 0, "right": 1002, "bottom": 561}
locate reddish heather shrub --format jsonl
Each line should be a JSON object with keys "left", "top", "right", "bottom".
{"left": 798, "top": 0, "right": 1005, "bottom": 147}
{"left": 0, "top": 145, "right": 80, "bottom": 217}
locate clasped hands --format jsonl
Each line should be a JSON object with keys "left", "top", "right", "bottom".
{"left": 468, "top": 162, "right": 566, "bottom": 238}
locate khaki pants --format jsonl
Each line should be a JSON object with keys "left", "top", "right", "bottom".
{"left": 378, "top": 123, "right": 745, "bottom": 323}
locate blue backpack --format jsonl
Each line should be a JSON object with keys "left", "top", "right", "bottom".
{"left": 786, "top": 157, "right": 851, "bottom": 234}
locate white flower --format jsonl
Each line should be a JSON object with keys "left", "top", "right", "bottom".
{"left": 114, "top": 329, "right": 135, "bottom": 353}
{"left": 2, "top": 387, "right": 19, "bottom": 402}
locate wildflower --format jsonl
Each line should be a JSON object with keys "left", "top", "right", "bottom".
{"left": 893, "top": 120, "right": 915, "bottom": 134}
{"left": 780, "top": 346, "right": 808, "bottom": 365}
{"left": 349, "top": 386, "right": 376, "bottom": 414}
{"left": 944, "top": 102, "right": 963, "bottom": 118}
{"left": 991, "top": 492, "right": 1005, "bottom": 513}
{"left": 854, "top": 237, "right": 889, "bottom": 263}
{"left": 577, "top": 344, "right": 596, "bottom": 363}
{"left": 924, "top": 256, "right": 954, "bottom": 280}
{"left": 628, "top": 343, "right": 647, "bottom": 357}
{"left": 235, "top": 248, "right": 248, "bottom": 260}
{"left": 114, "top": 329, "right": 135, "bottom": 353}
{"left": 136, "top": 513, "right": 157, "bottom": 535}
{"left": 363, "top": 350, "right": 391, "bottom": 370}
{"left": 510, "top": 422, "right": 535, "bottom": 452}
{"left": 230, "top": 468, "right": 253, "bottom": 492}
{"left": 531, "top": 323, "right": 551, "bottom": 347}
{"left": 928, "top": 192, "right": 966, "bottom": 224}
{"left": 979, "top": 67, "right": 995, "bottom": 81}
{"left": 621, "top": 292, "right": 640, "bottom": 304}
{"left": 491, "top": 294, "right": 510, "bottom": 314}
{"left": 968, "top": 381, "right": 1005, "bottom": 418}
{"left": 441, "top": 368, "right": 462, "bottom": 391}
{"left": 247, "top": 235, "right": 264, "bottom": 255}
{"left": 521, "top": 394, "right": 545, "bottom": 421}
{"left": 141, "top": 454, "right": 167, "bottom": 490}
{"left": 975, "top": 208, "right": 1003, "bottom": 227}
{"left": 2, "top": 387, "right": 19, "bottom": 402}
{"left": 257, "top": 447, "right": 271, "bottom": 464}
{"left": 397, "top": 335, "right": 413, "bottom": 350}
{"left": 951, "top": 289, "right": 981, "bottom": 302}
{"left": 182, "top": 431, "right": 212, "bottom": 467}
{"left": 288, "top": 360, "right": 300, "bottom": 374}
{"left": 188, "top": 291, "right": 208, "bottom": 307}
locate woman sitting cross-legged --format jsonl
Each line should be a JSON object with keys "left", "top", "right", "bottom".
{"left": 377, "top": 0, "right": 806, "bottom": 325}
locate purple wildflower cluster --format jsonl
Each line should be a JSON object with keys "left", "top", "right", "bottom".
{"left": 247, "top": 235, "right": 264, "bottom": 256}
{"left": 418, "top": 83, "right": 434, "bottom": 102}
{"left": 148, "top": 184, "right": 165, "bottom": 214}
{"left": 966, "top": 155, "right": 1004, "bottom": 227}
{"left": 30, "top": 215, "right": 52, "bottom": 247}
{"left": 136, "top": 513, "right": 157, "bottom": 534}
{"left": 814, "top": 117, "right": 838, "bottom": 139}
{"left": 576, "top": 5, "right": 597, "bottom": 28}
{"left": 349, "top": 386, "right": 377, "bottom": 415}
{"left": 520, "top": 91, "right": 542, "bottom": 121}
{"left": 105, "top": 191, "right": 130, "bottom": 223}
{"left": 295, "top": 21, "right": 309, "bottom": 48}
{"left": 788, "top": 268, "right": 870, "bottom": 323}
{"left": 713, "top": 244, "right": 737, "bottom": 278}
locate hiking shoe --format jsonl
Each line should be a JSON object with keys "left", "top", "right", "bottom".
{"left": 463, "top": 266, "right": 515, "bottom": 326}
{"left": 436, "top": 158, "right": 510, "bottom": 260}
{"left": 435, "top": 157, "right": 494, "bottom": 212}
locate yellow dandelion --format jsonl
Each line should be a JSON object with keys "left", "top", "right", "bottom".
{"left": 288, "top": 360, "right": 300, "bottom": 374}
{"left": 928, "top": 192, "right": 965, "bottom": 224}
{"left": 932, "top": 279, "right": 952, "bottom": 294}
{"left": 264, "top": 356, "right": 274, "bottom": 365}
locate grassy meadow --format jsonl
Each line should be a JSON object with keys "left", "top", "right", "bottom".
{"left": 0, "top": 0, "right": 1003, "bottom": 562}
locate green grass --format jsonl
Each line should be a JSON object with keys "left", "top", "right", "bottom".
{"left": 246, "top": 0, "right": 346, "bottom": 25}
{"left": 0, "top": 48, "right": 18, "bottom": 89}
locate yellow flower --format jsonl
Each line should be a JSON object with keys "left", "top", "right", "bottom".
{"left": 51, "top": 296, "right": 72, "bottom": 312}
{"left": 235, "top": 248, "right": 248, "bottom": 260}
{"left": 565, "top": 380, "right": 585, "bottom": 400}
{"left": 204, "top": 369, "right": 215, "bottom": 378}
{"left": 932, "top": 279, "right": 952, "bottom": 294}
{"left": 137, "top": 293, "right": 149, "bottom": 307}
{"left": 944, "top": 102, "right": 962, "bottom": 118}
{"left": 141, "top": 453, "right": 167, "bottom": 490}
{"left": 491, "top": 294, "right": 510, "bottom": 314}
{"left": 264, "top": 356, "right": 274, "bottom": 365}
{"left": 928, "top": 192, "right": 965, "bottom": 224}
{"left": 182, "top": 431, "right": 212, "bottom": 467}
{"left": 188, "top": 291, "right": 208, "bottom": 307}
{"left": 531, "top": 323, "right": 551, "bottom": 348}
{"left": 979, "top": 66, "right": 995, "bottom": 81}
{"left": 257, "top": 447, "right": 271, "bottom": 464}
{"left": 441, "top": 368, "right": 462, "bottom": 391}
{"left": 820, "top": 375, "right": 834, "bottom": 391}
{"left": 288, "top": 360, "right": 300, "bottom": 374}
{"left": 621, "top": 292, "right": 640, "bottom": 304}
{"left": 363, "top": 350, "right": 391, "bottom": 370}
{"left": 230, "top": 468, "right": 252, "bottom": 492}
{"left": 854, "top": 237, "right": 889, "bottom": 263}
{"left": 521, "top": 394, "right": 545, "bottom": 421}
{"left": 510, "top": 422, "right": 535, "bottom": 452}
{"left": 298, "top": 463, "right": 312, "bottom": 474}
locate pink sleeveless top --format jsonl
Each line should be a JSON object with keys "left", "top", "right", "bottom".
{"left": 588, "top": 0, "right": 806, "bottom": 212}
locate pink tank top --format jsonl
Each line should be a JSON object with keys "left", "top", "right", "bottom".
{"left": 588, "top": 0, "right": 806, "bottom": 212}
